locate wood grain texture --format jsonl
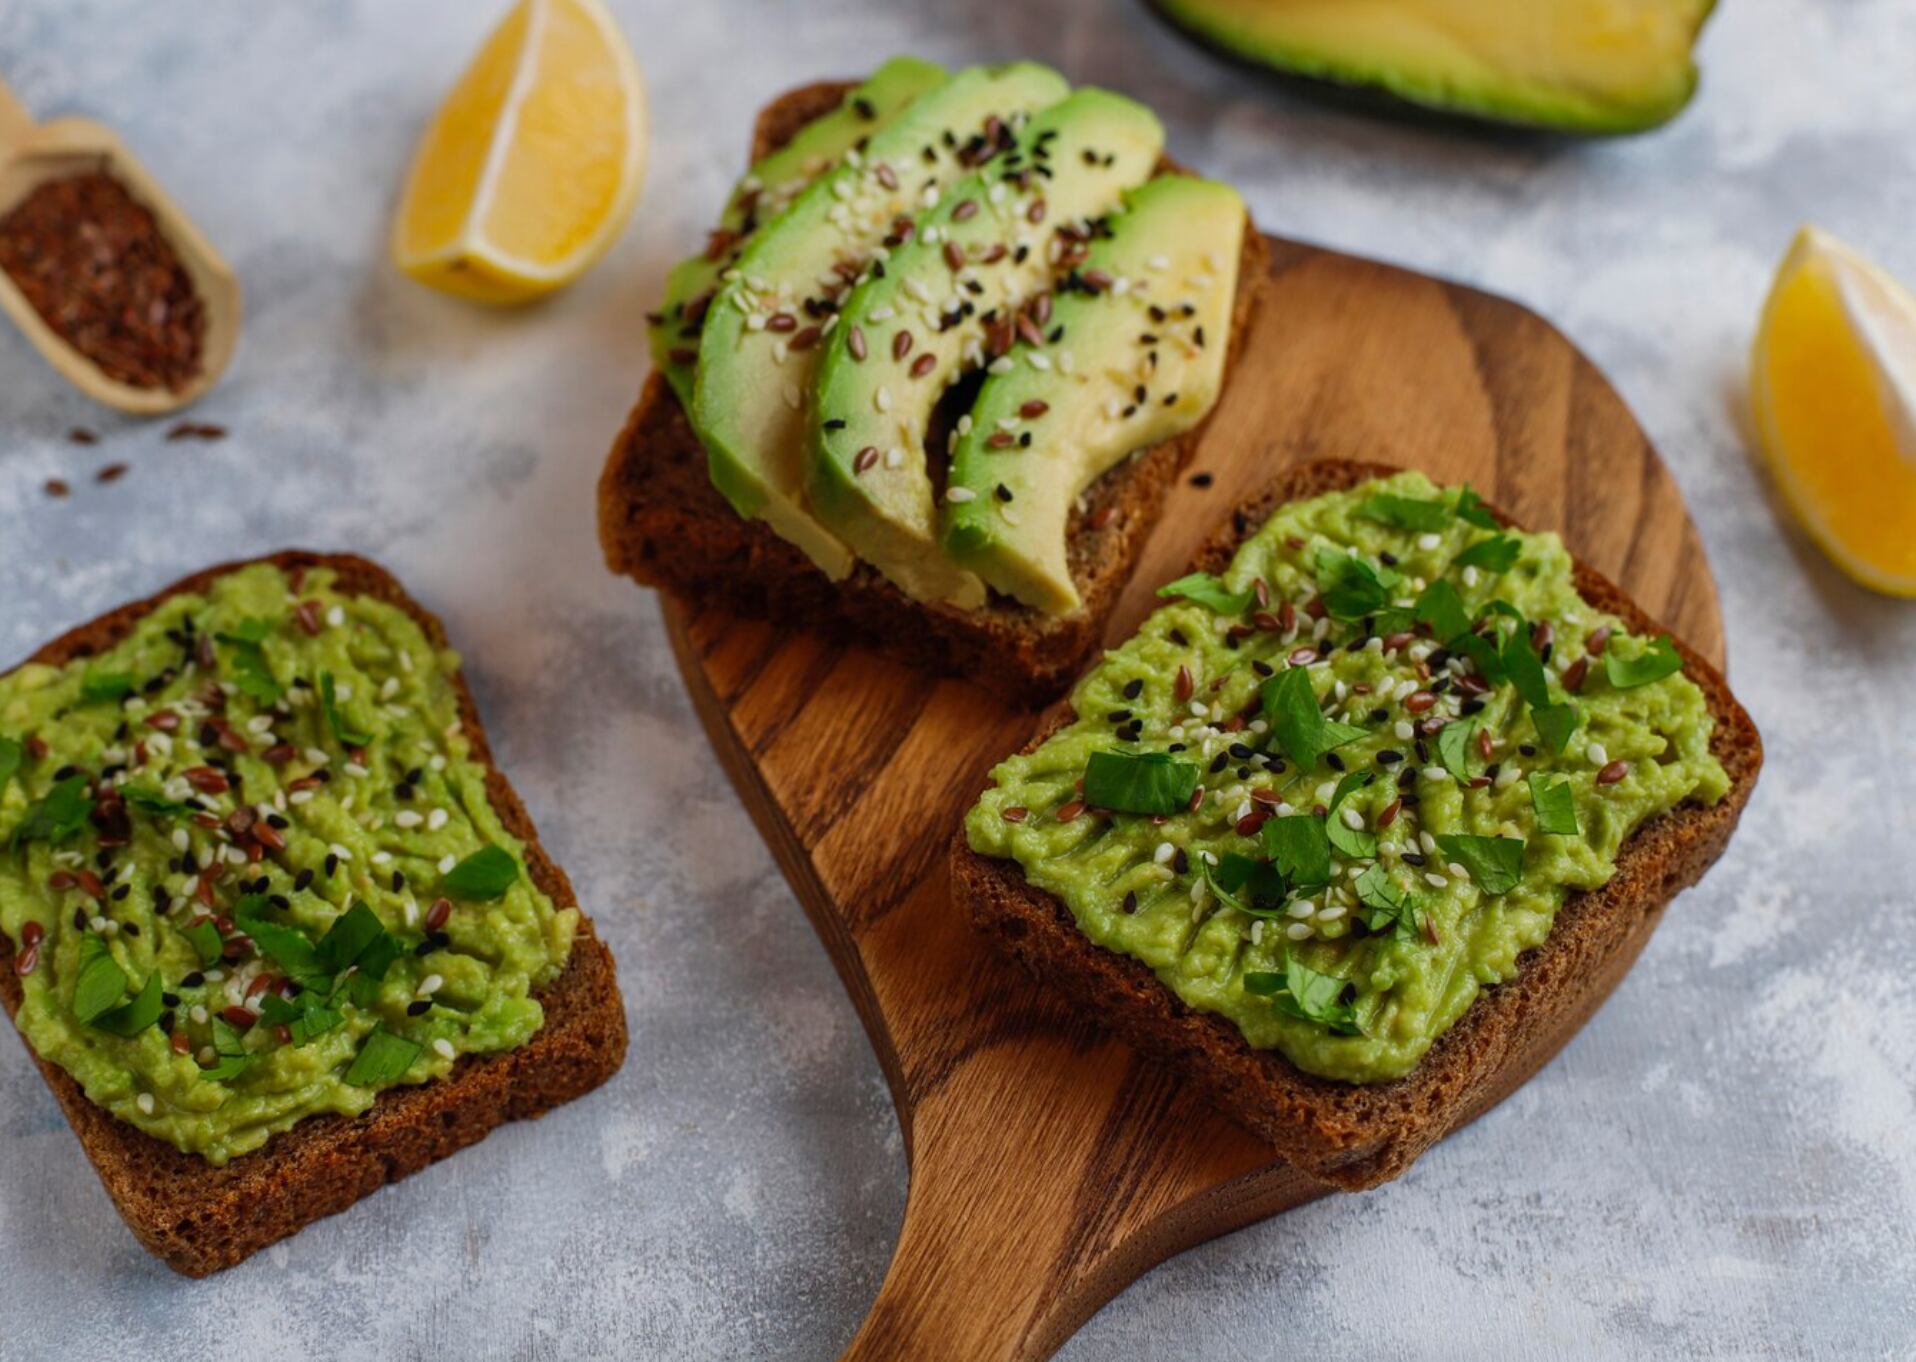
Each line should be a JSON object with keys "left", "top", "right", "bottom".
{"left": 658, "top": 237, "right": 1725, "bottom": 1361}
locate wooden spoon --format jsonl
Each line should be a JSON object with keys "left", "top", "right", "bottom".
{"left": 0, "top": 76, "right": 240, "bottom": 414}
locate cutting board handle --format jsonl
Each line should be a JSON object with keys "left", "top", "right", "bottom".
{"left": 0, "top": 77, "right": 34, "bottom": 149}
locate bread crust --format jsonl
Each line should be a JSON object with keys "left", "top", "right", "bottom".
{"left": 0, "top": 551, "right": 628, "bottom": 1276}
{"left": 950, "top": 460, "right": 1762, "bottom": 1190}
{"left": 597, "top": 78, "right": 1270, "bottom": 705}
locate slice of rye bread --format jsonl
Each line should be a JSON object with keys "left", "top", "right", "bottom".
{"left": 952, "top": 459, "right": 1763, "bottom": 1191}
{"left": 0, "top": 552, "right": 627, "bottom": 1276}
{"left": 598, "top": 78, "right": 1271, "bottom": 705}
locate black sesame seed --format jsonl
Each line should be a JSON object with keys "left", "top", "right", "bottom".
{"left": 1121, "top": 891, "right": 1139, "bottom": 914}
{"left": 1123, "top": 679, "right": 1144, "bottom": 700}
{"left": 181, "top": 972, "right": 205, "bottom": 989}
{"left": 1209, "top": 752, "right": 1230, "bottom": 774}
{"left": 1402, "top": 852, "right": 1427, "bottom": 867}
{"left": 162, "top": 992, "right": 181, "bottom": 1008}
{"left": 294, "top": 868, "right": 314, "bottom": 892}
{"left": 407, "top": 999, "right": 432, "bottom": 1017}
{"left": 1377, "top": 750, "right": 1404, "bottom": 765}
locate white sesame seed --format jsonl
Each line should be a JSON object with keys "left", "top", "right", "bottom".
{"left": 885, "top": 448, "right": 905, "bottom": 469}
{"left": 190, "top": 1005, "right": 209, "bottom": 1024}
{"left": 418, "top": 974, "right": 444, "bottom": 997}
{"left": 1589, "top": 742, "right": 1609, "bottom": 766}
{"left": 345, "top": 761, "right": 369, "bottom": 778}
{"left": 1425, "top": 872, "right": 1450, "bottom": 889}
{"left": 1448, "top": 861, "right": 1469, "bottom": 879}
{"left": 875, "top": 387, "right": 893, "bottom": 413}
{"left": 427, "top": 808, "right": 449, "bottom": 832}
{"left": 1341, "top": 807, "right": 1366, "bottom": 830}
{"left": 1284, "top": 922, "right": 1313, "bottom": 940}
{"left": 1417, "top": 533, "right": 1442, "bottom": 551}
{"left": 329, "top": 843, "right": 352, "bottom": 862}
{"left": 1423, "top": 766, "right": 1450, "bottom": 781}
{"left": 289, "top": 790, "right": 315, "bottom": 806}
{"left": 1153, "top": 842, "right": 1176, "bottom": 865}
{"left": 946, "top": 486, "right": 977, "bottom": 503}
{"left": 371, "top": 851, "right": 392, "bottom": 866}
{"left": 1026, "top": 352, "right": 1051, "bottom": 371}
{"left": 1394, "top": 720, "right": 1415, "bottom": 741}
{"left": 437, "top": 854, "right": 457, "bottom": 874}
{"left": 171, "top": 828, "right": 190, "bottom": 852}
{"left": 1495, "top": 765, "right": 1521, "bottom": 788}
{"left": 326, "top": 605, "right": 345, "bottom": 628}
{"left": 432, "top": 1038, "right": 456, "bottom": 1060}
{"left": 1420, "top": 832, "right": 1439, "bottom": 854}
{"left": 395, "top": 810, "right": 424, "bottom": 829}
{"left": 1318, "top": 905, "right": 1346, "bottom": 922}
{"left": 1288, "top": 900, "right": 1315, "bottom": 919}
{"left": 136, "top": 1093, "right": 155, "bottom": 1115}
{"left": 305, "top": 747, "right": 330, "bottom": 766}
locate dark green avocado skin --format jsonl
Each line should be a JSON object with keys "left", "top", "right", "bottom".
{"left": 1141, "top": 0, "right": 1717, "bottom": 139}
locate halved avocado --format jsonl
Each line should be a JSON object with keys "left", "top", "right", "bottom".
{"left": 1152, "top": 0, "right": 1717, "bottom": 135}
{"left": 944, "top": 176, "right": 1246, "bottom": 613}
{"left": 649, "top": 57, "right": 947, "bottom": 409}
{"left": 690, "top": 62, "right": 1070, "bottom": 581}
{"left": 806, "top": 88, "right": 1164, "bottom": 608}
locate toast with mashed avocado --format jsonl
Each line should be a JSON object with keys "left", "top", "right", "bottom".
{"left": 953, "top": 461, "right": 1760, "bottom": 1188}
{"left": 0, "top": 552, "right": 626, "bottom": 1275}
{"left": 601, "top": 69, "right": 1267, "bottom": 702}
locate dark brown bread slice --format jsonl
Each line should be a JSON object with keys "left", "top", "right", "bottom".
{"left": 598, "top": 79, "right": 1270, "bottom": 705}
{"left": 953, "top": 460, "right": 1762, "bottom": 1190}
{"left": 0, "top": 552, "right": 628, "bottom": 1276}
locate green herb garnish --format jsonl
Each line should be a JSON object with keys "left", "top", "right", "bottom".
{"left": 235, "top": 896, "right": 331, "bottom": 991}
{"left": 318, "top": 670, "right": 373, "bottom": 748}
{"left": 1204, "top": 852, "right": 1292, "bottom": 917}
{"left": 199, "top": 1017, "right": 253, "bottom": 1082}
{"left": 1532, "top": 702, "right": 1581, "bottom": 756}
{"left": 94, "top": 972, "right": 164, "bottom": 1037}
{"left": 1246, "top": 953, "right": 1361, "bottom": 1035}
{"left": 123, "top": 784, "right": 197, "bottom": 818}
{"left": 1261, "top": 668, "right": 1366, "bottom": 772}
{"left": 217, "top": 618, "right": 283, "bottom": 705}
{"left": 1454, "top": 486, "right": 1500, "bottom": 530}
{"left": 344, "top": 1027, "right": 423, "bottom": 1087}
{"left": 1501, "top": 628, "right": 1552, "bottom": 711}
{"left": 9, "top": 774, "right": 95, "bottom": 854}
{"left": 1528, "top": 773, "right": 1580, "bottom": 836}
{"left": 1357, "top": 492, "right": 1451, "bottom": 532}
{"left": 1603, "top": 636, "right": 1685, "bottom": 689}
{"left": 1453, "top": 535, "right": 1521, "bottom": 573}
{"left": 259, "top": 990, "right": 345, "bottom": 1045}
{"left": 182, "top": 919, "right": 224, "bottom": 967}
{"left": 1412, "top": 579, "right": 1472, "bottom": 642}
{"left": 1324, "top": 770, "right": 1377, "bottom": 858}
{"left": 79, "top": 670, "right": 135, "bottom": 704}
{"left": 1155, "top": 571, "right": 1254, "bottom": 615}
{"left": 1081, "top": 750, "right": 1200, "bottom": 817}
{"left": 1353, "top": 863, "right": 1420, "bottom": 939}
{"left": 1312, "top": 548, "right": 1397, "bottom": 620}
{"left": 1436, "top": 718, "right": 1479, "bottom": 783}
{"left": 1263, "top": 815, "right": 1330, "bottom": 891}
{"left": 71, "top": 934, "right": 129, "bottom": 1024}
{"left": 1434, "top": 834, "right": 1526, "bottom": 895}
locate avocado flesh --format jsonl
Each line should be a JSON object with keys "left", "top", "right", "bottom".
{"left": 650, "top": 57, "right": 946, "bottom": 410}
{"left": 1154, "top": 0, "right": 1715, "bottom": 134}
{"left": 807, "top": 89, "right": 1164, "bottom": 609}
{"left": 944, "top": 176, "right": 1246, "bottom": 614}
{"left": 691, "top": 62, "right": 1070, "bottom": 581}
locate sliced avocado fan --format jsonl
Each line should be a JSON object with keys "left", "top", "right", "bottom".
{"left": 1152, "top": 0, "right": 1717, "bottom": 135}
{"left": 806, "top": 88, "right": 1164, "bottom": 609}
{"left": 649, "top": 56, "right": 946, "bottom": 409}
{"left": 944, "top": 175, "right": 1246, "bottom": 614}
{"left": 691, "top": 62, "right": 1070, "bottom": 581}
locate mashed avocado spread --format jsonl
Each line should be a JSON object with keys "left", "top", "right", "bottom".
{"left": 0, "top": 564, "right": 577, "bottom": 1163}
{"left": 966, "top": 472, "right": 1727, "bottom": 1084}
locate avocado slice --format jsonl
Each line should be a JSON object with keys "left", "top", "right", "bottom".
{"left": 944, "top": 175, "right": 1246, "bottom": 614}
{"left": 649, "top": 57, "right": 946, "bottom": 410}
{"left": 691, "top": 62, "right": 1070, "bottom": 581}
{"left": 806, "top": 88, "right": 1163, "bottom": 608}
{"left": 1151, "top": 0, "right": 1716, "bottom": 135}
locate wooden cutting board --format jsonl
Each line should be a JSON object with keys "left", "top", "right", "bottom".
{"left": 661, "top": 237, "right": 1725, "bottom": 1361}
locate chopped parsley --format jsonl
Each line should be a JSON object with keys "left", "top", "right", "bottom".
{"left": 441, "top": 845, "right": 522, "bottom": 901}
{"left": 345, "top": 1027, "right": 423, "bottom": 1087}
{"left": 1357, "top": 492, "right": 1450, "bottom": 532}
{"left": 1453, "top": 535, "right": 1521, "bottom": 573}
{"left": 1435, "top": 834, "right": 1526, "bottom": 895}
{"left": 1155, "top": 571, "right": 1253, "bottom": 615}
{"left": 1528, "top": 773, "right": 1580, "bottom": 836}
{"left": 1262, "top": 668, "right": 1366, "bottom": 772}
{"left": 1604, "top": 636, "right": 1685, "bottom": 689}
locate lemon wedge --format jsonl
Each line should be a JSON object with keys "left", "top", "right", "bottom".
{"left": 393, "top": 0, "right": 646, "bottom": 303}
{"left": 1751, "top": 227, "right": 1916, "bottom": 597}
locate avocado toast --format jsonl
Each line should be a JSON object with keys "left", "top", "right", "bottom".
{"left": 601, "top": 65, "right": 1268, "bottom": 702}
{"left": 0, "top": 553, "right": 626, "bottom": 1275}
{"left": 953, "top": 461, "right": 1760, "bottom": 1188}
